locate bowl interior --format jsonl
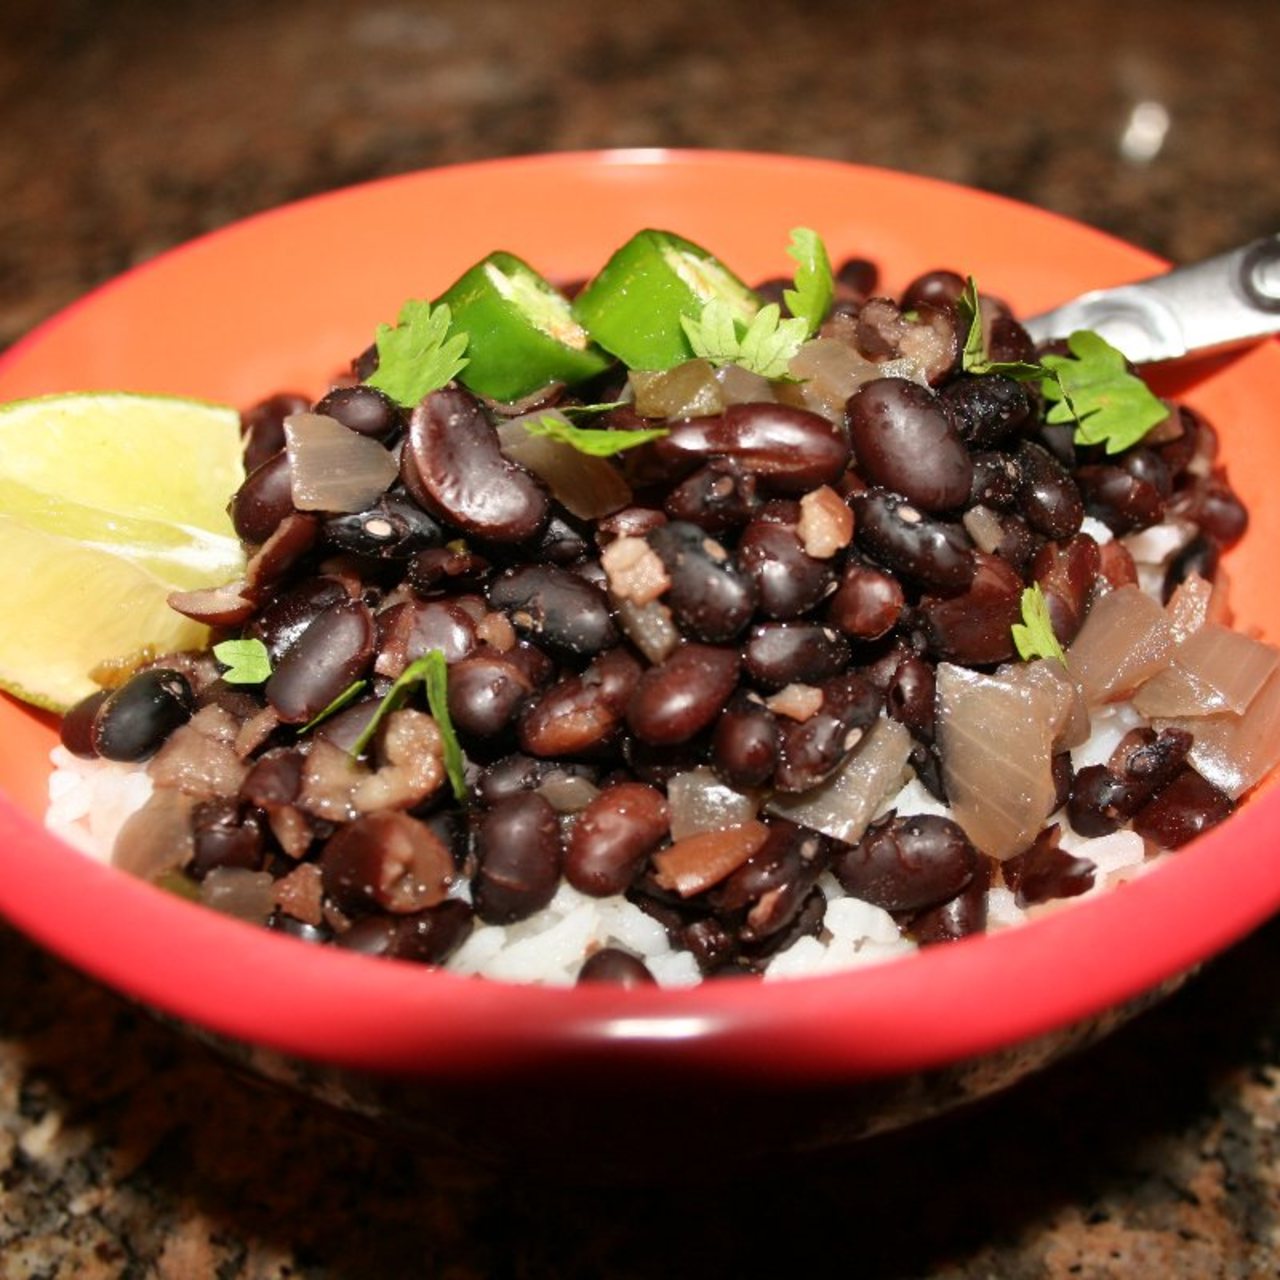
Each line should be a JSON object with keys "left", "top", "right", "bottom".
{"left": 2, "top": 149, "right": 1279, "bottom": 1080}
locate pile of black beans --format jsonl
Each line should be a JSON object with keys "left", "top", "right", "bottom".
{"left": 61, "top": 262, "right": 1248, "bottom": 985}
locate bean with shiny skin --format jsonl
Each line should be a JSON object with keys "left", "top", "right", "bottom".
{"left": 320, "top": 811, "right": 454, "bottom": 915}
{"left": 736, "top": 519, "right": 834, "bottom": 619}
{"left": 312, "top": 384, "right": 403, "bottom": 441}
{"left": 565, "top": 781, "right": 669, "bottom": 897}
{"left": 917, "top": 552, "right": 1023, "bottom": 665}
{"left": 846, "top": 377, "right": 973, "bottom": 511}
{"left": 1032, "top": 534, "right": 1101, "bottom": 645}
{"left": 323, "top": 490, "right": 443, "bottom": 559}
{"left": 647, "top": 521, "right": 757, "bottom": 642}
{"left": 832, "top": 814, "right": 978, "bottom": 912}
{"left": 1016, "top": 442, "right": 1084, "bottom": 540}
{"left": 488, "top": 564, "right": 618, "bottom": 659}
{"left": 248, "top": 576, "right": 350, "bottom": 664}
{"left": 59, "top": 688, "right": 110, "bottom": 758}
{"left": 742, "top": 622, "right": 851, "bottom": 691}
{"left": 711, "top": 693, "right": 781, "bottom": 789}
{"left": 446, "top": 653, "right": 535, "bottom": 741}
{"left": 577, "top": 948, "right": 657, "bottom": 986}
{"left": 940, "top": 374, "right": 1031, "bottom": 449}
{"left": 92, "top": 668, "right": 196, "bottom": 762}
{"left": 472, "top": 792, "right": 563, "bottom": 923}
{"left": 910, "top": 856, "right": 992, "bottom": 944}
{"left": 664, "top": 457, "right": 761, "bottom": 532}
{"left": 265, "top": 599, "right": 376, "bottom": 724}
{"left": 1131, "top": 767, "right": 1233, "bottom": 849}
{"left": 851, "top": 489, "right": 976, "bottom": 595}
{"left": 626, "top": 644, "right": 741, "bottom": 746}
{"left": 519, "top": 647, "right": 641, "bottom": 758}
{"left": 230, "top": 450, "right": 295, "bottom": 544}
{"left": 773, "top": 671, "right": 882, "bottom": 793}
{"left": 400, "top": 387, "right": 548, "bottom": 543}
{"left": 1076, "top": 464, "right": 1165, "bottom": 534}
{"left": 241, "top": 392, "right": 309, "bottom": 472}
{"left": 825, "top": 559, "right": 904, "bottom": 640}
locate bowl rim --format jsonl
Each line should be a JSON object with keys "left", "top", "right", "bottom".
{"left": 3, "top": 146, "right": 1280, "bottom": 1082}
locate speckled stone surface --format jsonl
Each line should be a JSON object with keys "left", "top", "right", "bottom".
{"left": 2, "top": 0, "right": 1280, "bottom": 1274}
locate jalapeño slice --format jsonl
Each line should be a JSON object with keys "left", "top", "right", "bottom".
{"left": 571, "top": 229, "right": 761, "bottom": 371}
{"left": 436, "top": 252, "right": 611, "bottom": 403}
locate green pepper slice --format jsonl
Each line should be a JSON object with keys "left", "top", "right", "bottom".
{"left": 436, "top": 252, "right": 611, "bottom": 403}
{"left": 571, "top": 229, "right": 760, "bottom": 371}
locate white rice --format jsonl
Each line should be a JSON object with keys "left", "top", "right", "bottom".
{"left": 41, "top": 524, "right": 1197, "bottom": 987}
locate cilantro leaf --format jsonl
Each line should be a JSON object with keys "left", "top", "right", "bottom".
{"left": 365, "top": 299, "right": 470, "bottom": 407}
{"left": 1011, "top": 584, "right": 1067, "bottom": 666}
{"left": 783, "top": 227, "right": 834, "bottom": 337}
{"left": 212, "top": 637, "right": 272, "bottom": 685}
{"left": 348, "top": 650, "right": 468, "bottom": 804}
{"left": 421, "top": 649, "right": 468, "bottom": 804}
{"left": 1039, "top": 329, "right": 1168, "bottom": 454}
{"left": 524, "top": 415, "right": 669, "bottom": 456}
{"left": 681, "top": 300, "right": 809, "bottom": 378}
{"left": 957, "top": 277, "right": 1044, "bottom": 381}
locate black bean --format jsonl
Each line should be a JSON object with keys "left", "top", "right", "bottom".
{"left": 375, "top": 598, "right": 477, "bottom": 675}
{"left": 323, "top": 490, "right": 444, "bottom": 559}
{"left": 1051, "top": 750, "right": 1074, "bottom": 814}
{"left": 1170, "top": 477, "right": 1248, "bottom": 548}
{"left": 917, "top": 552, "right": 1023, "bottom": 665}
{"left": 1076, "top": 464, "right": 1165, "bottom": 534}
{"left": 773, "top": 671, "right": 882, "bottom": 793}
{"left": 445, "top": 653, "right": 535, "bottom": 742}
{"left": 537, "top": 513, "right": 593, "bottom": 565}
{"left": 825, "top": 559, "right": 905, "bottom": 641}
{"left": 626, "top": 644, "right": 741, "bottom": 746}
{"left": 241, "top": 392, "right": 309, "bottom": 473}
{"left": 1120, "top": 446, "right": 1172, "bottom": 498}
{"left": 647, "top": 521, "right": 757, "bottom": 642}
{"left": 472, "top": 792, "right": 563, "bottom": 923}
{"left": 664, "top": 457, "right": 761, "bottom": 533}
{"left": 519, "top": 647, "right": 641, "bottom": 758}
{"left": 1066, "top": 765, "right": 1131, "bottom": 838}
{"left": 742, "top": 622, "right": 851, "bottom": 691}
{"left": 265, "top": 599, "right": 377, "bottom": 724}
{"left": 488, "top": 564, "right": 618, "bottom": 660}
{"left": 736, "top": 519, "right": 835, "bottom": 620}
{"left": 248, "top": 576, "right": 350, "bottom": 664}
{"left": 564, "top": 781, "right": 669, "bottom": 896}
{"left": 336, "top": 900, "right": 473, "bottom": 965}
{"left": 651, "top": 403, "right": 851, "bottom": 494}
{"left": 1003, "top": 826, "right": 1094, "bottom": 906}
{"left": 940, "top": 374, "right": 1032, "bottom": 449}
{"left": 967, "top": 451, "right": 1023, "bottom": 510}
{"left": 1131, "top": 766, "right": 1233, "bottom": 849}
{"left": 738, "top": 885, "right": 827, "bottom": 968}
{"left": 1032, "top": 534, "right": 1101, "bottom": 646}
{"left": 910, "top": 855, "right": 992, "bottom": 945}
{"left": 988, "top": 311, "right": 1036, "bottom": 363}
{"left": 1016, "top": 441, "right": 1083, "bottom": 540}
{"left": 1111, "top": 727, "right": 1193, "bottom": 803}
{"left": 712, "top": 820, "right": 827, "bottom": 942}
{"left": 832, "top": 814, "right": 977, "bottom": 912}
{"left": 474, "top": 753, "right": 599, "bottom": 808}
{"left": 400, "top": 386, "right": 548, "bottom": 543}
{"left": 241, "top": 748, "right": 304, "bottom": 810}
{"left": 885, "top": 655, "right": 936, "bottom": 742}
{"left": 321, "top": 812, "right": 455, "bottom": 915}
{"left": 312, "top": 384, "right": 403, "bottom": 441}
{"left": 851, "top": 488, "right": 976, "bottom": 596}
{"left": 680, "top": 915, "right": 739, "bottom": 973}
{"left": 406, "top": 544, "right": 493, "bottom": 596}
{"left": 60, "top": 688, "right": 110, "bottom": 758}
{"left": 900, "top": 269, "right": 965, "bottom": 310}
{"left": 188, "top": 800, "right": 266, "bottom": 879}
{"left": 230, "top": 450, "right": 296, "bottom": 545}
{"left": 846, "top": 377, "right": 972, "bottom": 511}
{"left": 577, "top": 948, "right": 657, "bottom": 986}
{"left": 92, "top": 668, "right": 195, "bottom": 762}
{"left": 711, "top": 693, "right": 781, "bottom": 789}
{"left": 596, "top": 505, "right": 668, "bottom": 544}
{"left": 836, "top": 257, "right": 879, "bottom": 300}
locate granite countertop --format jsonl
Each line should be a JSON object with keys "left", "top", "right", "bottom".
{"left": 3, "top": 0, "right": 1280, "bottom": 1274}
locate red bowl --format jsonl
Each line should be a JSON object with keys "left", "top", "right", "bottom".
{"left": 2, "top": 150, "right": 1278, "bottom": 1159}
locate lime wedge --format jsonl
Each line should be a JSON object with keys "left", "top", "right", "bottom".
{"left": 0, "top": 393, "right": 247, "bottom": 711}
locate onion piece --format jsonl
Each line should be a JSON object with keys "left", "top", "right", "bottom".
{"left": 766, "top": 716, "right": 912, "bottom": 846}
{"left": 200, "top": 867, "right": 277, "bottom": 925}
{"left": 651, "top": 821, "right": 769, "bottom": 897}
{"left": 935, "top": 662, "right": 1069, "bottom": 860}
{"left": 284, "top": 412, "right": 398, "bottom": 513}
{"left": 667, "top": 766, "right": 759, "bottom": 841}
{"left": 1134, "top": 623, "right": 1280, "bottom": 718}
{"left": 629, "top": 360, "right": 724, "bottom": 419}
{"left": 497, "top": 413, "right": 632, "bottom": 520}
{"left": 714, "top": 363, "right": 774, "bottom": 405}
{"left": 1156, "top": 664, "right": 1280, "bottom": 798}
{"left": 962, "top": 505, "right": 1005, "bottom": 555}
{"left": 786, "top": 337, "right": 881, "bottom": 422}
{"left": 613, "top": 597, "right": 680, "bottom": 665}
{"left": 112, "top": 787, "right": 196, "bottom": 880}
{"left": 1065, "top": 584, "right": 1174, "bottom": 706}
{"left": 1165, "top": 572, "right": 1213, "bottom": 644}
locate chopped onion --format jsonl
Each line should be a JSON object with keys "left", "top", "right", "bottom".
{"left": 148, "top": 706, "right": 248, "bottom": 799}
{"left": 714, "top": 363, "right": 775, "bottom": 405}
{"left": 766, "top": 716, "right": 912, "bottom": 846}
{"left": 284, "top": 412, "right": 398, "bottom": 513}
{"left": 1165, "top": 572, "right": 1213, "bottom": 644}
{"left": 1066, "top": 584, "right": 1174, "bottom": 706}
{"left": 935, "top": 663, "right": 1067, "bottom": 860}
{"left": 651, "top": 821, "right": 769, "bottom": 897}
{"left": 112, "top": 787, "right": 196, "bottom": 879}
{"left": 797, "top": 486, "right": 854, "bottom": 559}
{"left": 614, "top": 597, "right": 680, "bottom": 664}
{"left": 629, "top": 360, "right": 724, "bottom": 419}
{"left": 787, "top": 337, "right": 881, "bottom": 422}
{"left": 200, "top": 867, "right": 277, "bottom": 925}
{"left": 1157, "top": 664, "right": 1280, "bottom": 799}
{"left": 497, "top": 413, "right": 632, "bottom": 520}
{"left": 667, "top": 766, "right": 759, "bottom": 840}
{"left": 962, "top": 505, "right": 1005, "bottom": 555}
{"left": 537, "top": 773, "right": 600, "bottom": 814}
{"left": 1134, "top": 623, "right": 1280, "bottom": 718}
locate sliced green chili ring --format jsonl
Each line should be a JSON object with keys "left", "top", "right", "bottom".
{"left": 435, "top": 252, "right": 611, "bottom": 403}
{"left": 571, "top": 229, "right": 761, "bottom": 371}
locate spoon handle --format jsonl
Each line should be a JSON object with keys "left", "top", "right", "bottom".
{"left": 1023, "top": 233, "right": 1280, "bottom": 364}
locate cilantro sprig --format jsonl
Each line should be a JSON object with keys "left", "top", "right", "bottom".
{"left": 960, "top": 277, "right": 1167, "bottom": 454}
{"left": 365, "top": 299, "right": 470, "bottom": 407}
{"left": 524, "top": 414, "right": 669, "bottom": 456}
{"left": 681, "top": 300, "right": 809, "bottom": 378}
{"left": 1011, "top": 584, "right": 1067, "bottom": 666}
{"left": 348, "top": 649, "right": 468, "bottom": 803}
{"left": 783, "top": 227, "right": 835, "bottom": 338}
{"left": 212, "top": 638, "right": 272, "bottom": 685}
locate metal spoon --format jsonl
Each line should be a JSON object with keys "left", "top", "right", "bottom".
{"left": 1022, "top": 233, "right": 1280, "bottom": 364}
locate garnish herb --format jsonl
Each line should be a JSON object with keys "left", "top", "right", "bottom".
{"left": 681, "top": 299, "right": 809, "bottom": 379}
{"left": 365, "top": 299, "right": 470, "bottom": 407}
{"left": 299, "top": 679, "right": 368, "bottom": 734}
{"left": 348, "top": 650, "right": 468, "bottom": 803}
{"left": 957, "top": 278, "right": 1044, "bottom": 382}
{"left": 783, "top": 227, "right": 834, "bottom": 338}
{"left": 1040, "top": 329, "right": 1168, "bottom": 455}
{"left": 524, "top": 415, "right": 669, "bottom": 456}
{"left": 212, "top": 637, "right": 272, "bottom": 685}
{"left": 1011, "top": 584, "right": 1068, "bottom": 666}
